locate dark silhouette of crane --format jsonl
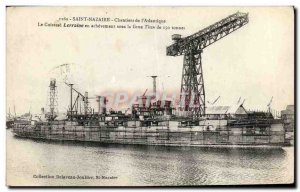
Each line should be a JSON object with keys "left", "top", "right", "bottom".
{"left": 207, "top": 96, "right": 220, "bottom": 105}
{"left": 167, "top": 12, "right": 249, "bottom": 118}
{"left": 267, "top": 96, "right": 273, "bottom": 113}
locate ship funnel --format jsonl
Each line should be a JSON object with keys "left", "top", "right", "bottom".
{"left": 151, "top": 76, "right": 157, "bottom": 99}
{"left": 96, "top": 96, "right": 107, "bottom": 115}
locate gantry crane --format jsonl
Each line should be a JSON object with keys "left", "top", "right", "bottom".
{"left": 167, "top": 12, "right": 249, "bottom": 118}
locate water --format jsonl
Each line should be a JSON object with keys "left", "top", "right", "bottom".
{"left": 6, "top": 130, "right": 294, "bottom": 186}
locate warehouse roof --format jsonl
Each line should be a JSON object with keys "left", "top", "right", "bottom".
{"left": 206, "top": 104, "right": 247, "bottom": 115}
{"left": 206, "top": 106, "right": 230, "bottom": 114}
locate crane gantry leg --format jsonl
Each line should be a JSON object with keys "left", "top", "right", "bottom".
{"left": 168, "top": 12, "right": 249, "bottom": 118}
{"left": 180, "top": 50, "right": 205, "bottom": 118}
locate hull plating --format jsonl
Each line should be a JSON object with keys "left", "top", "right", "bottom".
{"left": 12, "top": 120, "right": 286, "bottom": 148}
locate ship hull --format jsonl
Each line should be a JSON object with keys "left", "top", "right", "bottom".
{"left": 12, "top": 119, "right": 287, "bottom": 148}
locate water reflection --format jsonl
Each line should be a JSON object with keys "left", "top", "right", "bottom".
{"left": 7, "top": 130, "right": 293, "bottom": 186}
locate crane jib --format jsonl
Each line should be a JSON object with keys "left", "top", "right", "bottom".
{"left": 166, "top": 12, "right": 249, "bottom": 56}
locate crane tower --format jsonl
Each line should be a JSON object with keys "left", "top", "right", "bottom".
{"left": 167, "top": 12, "right": 249, "bottom": 118}
{"left": 48, "top": 78, "right": 58, "bottom": 120}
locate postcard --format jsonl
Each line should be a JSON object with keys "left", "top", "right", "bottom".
{"left": 6, "top": 6, "right": 294, "bottom": 186}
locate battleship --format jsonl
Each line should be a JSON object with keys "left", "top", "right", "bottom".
{"left": 11, "top": 12, "right": 290, "bottom": 147}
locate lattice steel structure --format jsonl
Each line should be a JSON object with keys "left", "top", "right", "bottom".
{"left": 167, "top": 12, "right": 249, "bottom": 118}
{"left": 49, "top": 78, "right": 58, "bottom": 120}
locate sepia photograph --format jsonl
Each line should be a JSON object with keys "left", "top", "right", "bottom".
{"left": 6, "top": 6, "right": 294, "bottom": 187}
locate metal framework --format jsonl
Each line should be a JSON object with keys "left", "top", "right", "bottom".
{"left": 65, "top": 83, "right": 93, "bottom": 120}
{"left": 167, "top": 12, "right": 249, "bottom": 118}
{"left": 48, "top": 78, "right": 58, "bottom": 120}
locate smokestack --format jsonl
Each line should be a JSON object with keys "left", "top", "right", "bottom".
{"left": 69, "top": 84, "right": 73, "bottom": 121}
{"left": 97, "top": 96, "right": 101, "bottom": 114}
{"left": 151, "top": 76, "right": 157, "bottom": 98}
{"left": 84, "top": 91, "right": 88, "bottom": 115}
{"left": 96, "top": 96, "right": 107, "bottom": 115}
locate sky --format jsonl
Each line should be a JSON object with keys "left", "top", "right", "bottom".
{"left": 6, "top": 7, "right": 294, "bottom": 115}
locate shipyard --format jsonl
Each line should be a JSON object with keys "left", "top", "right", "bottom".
{"left": 113, "top": 18, "right": 135, "bottom": 23}
{"left": 8, "top": 12, "right": 294, "bottom": 148}
{"left": 6, "top": 8, "right": 295, "bottom": 186}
